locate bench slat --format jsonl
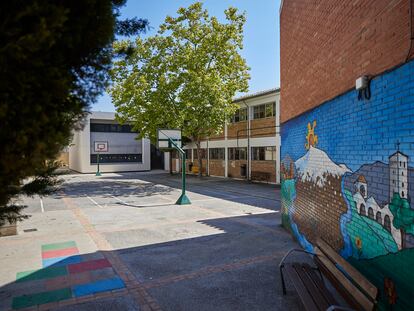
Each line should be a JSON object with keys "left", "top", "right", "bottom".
{"left": 284, "top": 264, "right": 319, "bottom": 311}
{"left": 314, "top": 247, "right": 375, "bottom": 311}
{"left": 292, "top": 263, "right": 330, "bottom": 311}
{"left": 316, "top": 239, "right": 378, "bottom": 300}
{"left": 302, "top": 263, "right": 338, "bottom": 307}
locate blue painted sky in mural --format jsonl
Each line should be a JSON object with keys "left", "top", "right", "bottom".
{"left": 281, "top": 61, "right": 414, "bottom": 172}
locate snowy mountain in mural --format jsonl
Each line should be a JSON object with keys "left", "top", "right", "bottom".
{"left": 291, "top": 145, "right": 350, "bottom": 251}
{"left": 295, "top": 146, "right": 351, "bottom": 187}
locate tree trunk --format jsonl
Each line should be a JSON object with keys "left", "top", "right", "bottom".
{"left": 196, "top": 141, "right": 202, "bottom": 178}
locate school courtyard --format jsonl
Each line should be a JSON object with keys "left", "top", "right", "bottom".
{"left": 0, "top": 172, "right": 302, "bottom": 311}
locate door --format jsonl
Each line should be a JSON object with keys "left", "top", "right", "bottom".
{"left": 150, "top": 144, "right": 164, "bottom": 170}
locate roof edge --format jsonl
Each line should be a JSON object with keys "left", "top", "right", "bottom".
{"left": 233, "top": 88, "right": 280, "bottom": 103}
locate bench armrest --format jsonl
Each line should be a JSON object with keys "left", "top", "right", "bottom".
{"left": 279, "top": 248, "right": 315, "bottom": 268}
{"left": 326, "top": 305, "right": 355, "bottom": 311}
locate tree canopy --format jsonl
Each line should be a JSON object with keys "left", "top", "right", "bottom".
{"left": 0, "top": 0, "right": 148, "bottom": 225}
{"left": 110, "top": 2, "right": 250, "bottom": 147}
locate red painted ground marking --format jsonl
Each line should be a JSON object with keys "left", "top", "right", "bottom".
{"left": 42, "top": 247, "right": 79, "bottom": 259}
{"left": 68, "top": 258, "right": 111, "bottom": 274}
{"left": 45, "top": 271, "right": 92, "bottom": 291}
{"left": 62, "top": 195, "right": 164, "bottom": 311}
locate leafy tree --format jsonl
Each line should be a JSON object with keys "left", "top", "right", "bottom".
{"left": 389, "top": 193, "right": 414, "bottom": 249}
{"left": 0, "top": 0, "right": 148, "bottom": 226}
{"left": 110, "top": 2, "right": 250, "bottom": 175}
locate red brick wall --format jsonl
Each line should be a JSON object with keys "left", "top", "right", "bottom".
{"left": 251, "top": 161, "right": 277, "bottom": 183}
{"left": 228, "top": 160, "right": 247, "bottom": 179}
{"left": 227, "top": 122, "right": 248, "bottom": 139}
{"left": 250, "top": 118, "right": 276, "bottom": 137}
{"left": 192, "top": 159, "right": 208, "bottom": 175}
{"left": 209, "top": 160, "right": 225, "bottom": 176}
{"left": 280, "top": 0, "right": 414, "bottom": 123}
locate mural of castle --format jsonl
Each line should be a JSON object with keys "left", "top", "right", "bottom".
{"left": 280, "top": 60, "right": 414, "bottom": 311}
{"left": 350, "top": 151, "right": 409, "bottom": 250}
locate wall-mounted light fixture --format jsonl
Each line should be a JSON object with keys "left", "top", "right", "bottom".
{"left": 356, "top": 75, "right": 371, "bottom": 100}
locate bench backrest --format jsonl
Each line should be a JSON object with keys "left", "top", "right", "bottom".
{"left": 314, "top": 239, "right": 378, "bottom": 311}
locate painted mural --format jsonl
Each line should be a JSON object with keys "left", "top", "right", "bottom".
{"left": 281, "top": 119, "right": 414, "bottom": 310}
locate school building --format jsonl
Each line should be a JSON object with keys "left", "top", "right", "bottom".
{"left": 67, "top": 111, "right": 164, "bottom": 173}
{"left": 172, "top": 88, "right": 281, "bottom": 184}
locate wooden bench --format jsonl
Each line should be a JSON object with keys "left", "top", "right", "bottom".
{"left": 251, "top": 171, "right": 271, "bottom": 182}
{"left": 279, "top": 239, "right": 378, "bottom": 311}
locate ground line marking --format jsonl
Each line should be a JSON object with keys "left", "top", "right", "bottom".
{"left": 40, "top": 198, "right": 44, "bottom": 213}
{"left": 86, "top": 195, "right": 103, "bottom": 208}
{"left": 111, "top": 195, "right": 129, "bottom": 205}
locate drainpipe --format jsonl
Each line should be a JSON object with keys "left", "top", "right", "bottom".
{"left": 242, "top": 100, "right": 251, "bottom": 181}
{"left": 224, "top": 120, "right": 228, "bottom": 178}
{"left": 406, "top": 0, "right": 414, "bottom": 62}
{"left": 207, "top": 139, "right": 209, "bottom": 176}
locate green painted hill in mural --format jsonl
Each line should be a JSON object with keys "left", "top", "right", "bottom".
{"left": 281, "top": 179, "right": 295, "bottom": 228}
{"left": 343, "top": 190, "right": 398, "bottom": 259}
{"left": 349, "top": 248, "right": 414, "bottom": 311}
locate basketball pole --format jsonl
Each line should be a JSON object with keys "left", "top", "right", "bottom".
{"left": 168, "top": 137, "right": 191, "bottom": 205}
{"left": 96, "top": 153, "right": 101, "bottom": 176}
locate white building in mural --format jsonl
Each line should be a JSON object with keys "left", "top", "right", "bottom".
{"left": 389, "top": 151, "right": 408, "bottom": 200}
{"left": 353, "top": 170, "right": 403, "bottom": 250}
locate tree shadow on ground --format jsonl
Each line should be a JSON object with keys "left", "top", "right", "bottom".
{"left": 92, "top": 172, "right": 281, "bottom": 210}
{"left": 54, "top": 180, "right": 175, "bottom": 199}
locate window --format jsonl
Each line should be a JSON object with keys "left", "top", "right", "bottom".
{"left": 228, "top": 147, "right": 247, "bottom": 160}
{"left": 90, "top": 123, "right": 136, "bottom": 133}
{"left": 384, "top": 215, "right": 391, "bottom": 232}
{"left": 209, "top": 148, "right": 225, "bottom": 160}
{"left": 253, "top": 105, "right": 265, "bottom": 119}
{"left": 193, "top": 149, "right": 207, "bottom": 159}
{"left": 253, "top": 102, "right": 276, "bottom": 119}
{"left": 266, "top": 102, "right": 276, "bottom": 117}
{"left": 184, "top": 149, "right": 192, "bottom": 159}
{"left": 360, "top": 203, "right": 366, "bottom": 216}
{"left": 252, "top": 146, "right": 276, "bottom": 161}
{"left": 230, "top": 108, "right": 248, "bottom": 123}
{"left": 359, "top": 185, "right": 366, "bottom": 197}
{"left": 376, "top": 212, "right": 382, "bottom": 224}
{"left": 251, "top": 146, "right": 276, "bottom": 161}
{"left": 368, "top": 207, "right": 374, "bottom": 219}
{"left": 90, "top": 154, "right": 142, "bottom": 164}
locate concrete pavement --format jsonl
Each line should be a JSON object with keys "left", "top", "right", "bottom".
{"left": 0, "top": 171, "right": 302, "bottom": 310}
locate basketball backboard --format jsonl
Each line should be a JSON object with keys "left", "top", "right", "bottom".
{"left": 94, "top": 141, "right": 109, "bottom": 152}
{"left": 157, "top": 129, "right": 182, "bottom": 149}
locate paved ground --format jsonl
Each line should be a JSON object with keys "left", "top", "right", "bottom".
{"left": 0, "top": 171, "right": 303, "bottom": 311}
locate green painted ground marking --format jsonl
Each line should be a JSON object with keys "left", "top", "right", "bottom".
{"left": 16, "top": 266, "right": 67, "bottom": 282}
{"left": 41, "top": 241, "right": 76, "bottom": 252}
{"left": 12, "top": 288, "right": 72, "bottom": 309}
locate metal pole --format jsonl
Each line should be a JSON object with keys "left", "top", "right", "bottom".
{"left": 96, "top": 153, "right": 101, "bottom": 176}
{"left": 182, "top": 152, "right": 187, "bottom": 196}
{"left": 167, "top": 137, "right": 191, "bottom": 205}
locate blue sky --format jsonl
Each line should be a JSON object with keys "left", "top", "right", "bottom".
{"left": 93, "top": 0, "right": 281, "bottom": 112}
